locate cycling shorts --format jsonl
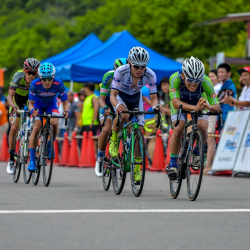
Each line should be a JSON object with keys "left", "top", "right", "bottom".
{"left": 34, "top": 101, "right": 59, "bottom": 121}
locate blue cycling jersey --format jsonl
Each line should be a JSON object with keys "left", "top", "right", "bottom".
{"left": 29, "top": 77, "right": 68, "bottom": 108}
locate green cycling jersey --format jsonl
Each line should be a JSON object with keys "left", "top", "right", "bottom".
{"left": 169, "top": 72, "right": 219, "bottom": 116}
{"left": 100, "top": 70, "right": 114, "bottom": 97}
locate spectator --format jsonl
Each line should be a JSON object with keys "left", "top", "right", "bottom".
{"left": 81, "top": 83, "right": 99, "bottom": 135}
{"left": 67, "top": 91, "right": 79, "bottom": 136}
{"left": 224, "top": 67, "right": 250, "bottom": 110}
{"left": 204, "top": 70, "right": 222, "bottom": 174}
{"left": 77, "top": 89, "right": 86, "bottom": 129}
{"left": 217, "top": 63, "right": 236, "bottom": 123}
{"left": 57, "top": 98, "right": 67, "bottom": 153}
{"left": 0, "top": 98, "right": 8, "bottom": 147}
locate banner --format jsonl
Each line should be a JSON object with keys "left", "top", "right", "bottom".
{"left": 233, "top": 118, "right": 250, "bottom": 174}
{"left": 212, "top": 110, "right": 250, "bottom": 172}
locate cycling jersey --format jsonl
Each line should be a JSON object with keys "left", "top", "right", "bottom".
{"left": 111, "top": 64, "right": 157, "bottom": 103}
{"left": 100, "top": 70, "right": 114, "bottom": 97}
{"left": 9, "top": 70, "right": 37, "bottom": 109}
{"left": 169, "top": 72, "right": 219, "bottom": 116}
{"left": 29, "top": 77, "right": 68, "bottom": 108}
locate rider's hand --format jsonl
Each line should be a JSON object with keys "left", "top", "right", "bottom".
{"left": 63, "top": 111, "right": 71, "bottom": 119}
{"left": 224, "top": 96, "right": 234, "bottom": 105}
{"left": 152, "top": 104, "right": 163, "bottom": 112}
{"left": 194, "top": 102, "right": 202, "bottom": 112}
{"left": 31, "top": 108, "right": 39, "bottom": 117}
{"left": 116, "top": 104, "right": 126, "bottom": 113}
{"left": 12, "top": 106, "right": 18, "bottom": 114}
{"left": 104, "top": 109, "right": 110, "bottom": 116}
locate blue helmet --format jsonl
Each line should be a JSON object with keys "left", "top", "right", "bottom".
{"left": 38, "top": 62, "right": 56, "bottom": 77}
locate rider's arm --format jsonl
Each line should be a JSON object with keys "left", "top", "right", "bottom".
{"left": 7, "top": 89, "right": 17, "bottom": 109}
{"left": 110, "top": 89, "right": 119, "bottom": 108}
{"left": 29, "top": 100, "right": 35, "bottom": 111}
{"left": 202, "top": 76, "right": 220, "bottom": 113}
{"left": 99, "top": 95, "right": 107, "bottom": 109}
{"left": 149, "top": 94, "right": 158, "bottom": 107}
{"left": 62, "top": 99, "right": 69, "bottom": 113}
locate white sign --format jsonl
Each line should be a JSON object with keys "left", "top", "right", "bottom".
{"left": 233, "top": 116, "right": 250, "bottom": 174}
{"left": 212, "top": 110, "right": 250, "bottom": 172}
{"left": 216, "top": 52, "right": 225, "bottom": 68}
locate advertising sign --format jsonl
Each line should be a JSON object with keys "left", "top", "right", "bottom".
{"left": 212, "top": 110, "right": 250, "bottom": 172}
{"left": 234, "top": 118, "right": 250, "bottom": 174}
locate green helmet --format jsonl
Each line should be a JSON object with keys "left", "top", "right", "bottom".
{"left": 113, "top": 58, "right": 128, "bottom": 70}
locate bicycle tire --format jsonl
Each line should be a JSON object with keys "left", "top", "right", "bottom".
{"left": 42, "top": 129, "right": 54, "bottom": 187}
{"left": 32, "top": 142, "right": 42, "bottom": 185}
{"left": 13, "top": 145, "right": 22, "bottom": 183}
{"left": 130, "top": 129, "right": 146, "bottom": 197}
{"left": 186, "top": 130, "right": 204, "bottom": 201}
{"left": 23, "top": 142, "right": 32, "bottom": 184}
{"left": 102, "top": 155, "right": 112, "bottom": 191}
{"left": 111, "top": 136, "right": 126, "bottom": 195}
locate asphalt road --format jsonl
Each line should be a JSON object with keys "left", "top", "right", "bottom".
{"left": 0, "top": 162, "right": 250, "bottom": 250}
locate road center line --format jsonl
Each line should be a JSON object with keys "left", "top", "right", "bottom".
{"left": 0, "top": 209, "right": 250, "bottom": 214}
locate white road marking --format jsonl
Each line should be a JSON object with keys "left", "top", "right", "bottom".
{"left": 0, "top": 209, "right": 250, "bottom": 214}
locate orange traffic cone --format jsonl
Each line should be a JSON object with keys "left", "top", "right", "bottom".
{"left": 59, "top": 132, "right": 70, "bottom": 166}
{"left": 105, "top": 142, "right": 110, "bottom": 156}
{"left": 78, "top": 131, "right": 88, "bottom": 168}
{"left": 54, "top": 140, "right": 60, "bottom": 164}
{"left": 0, "top": 133, "right": 9, "bottom": 162}
{"left": 165, "top": 129, "right": 173, "bottom": 165}
{"left": 85, "top": 131, "right": 96, "bottom": 167}
{"left": 67, "top": 132, "right": 79, "bottom": 167}
{"left": 15, "top": 139, "right": 20, "bottom": 154}
{"left": 150, "top": 130, "right": 165, "bottom": 171}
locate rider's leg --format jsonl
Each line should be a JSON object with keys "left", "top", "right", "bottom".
{"left": 50, "top": 117, "right": 59, "bottom": 141}
{"left": 8, "top": 116, "right": 20, "bottom": 161}
{"left": 197, "top": 118, "right": 209, "bottom": 142}
{"left": 29, "top": 119, "right": 42, "bottom": 162}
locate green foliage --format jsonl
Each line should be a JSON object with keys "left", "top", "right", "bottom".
{"left": 1, "top": 0, "right": 249, "bottom": 94}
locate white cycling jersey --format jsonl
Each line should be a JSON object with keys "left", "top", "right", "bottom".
{"left": 111, "top": 64, "right": 157, "bottom": 96}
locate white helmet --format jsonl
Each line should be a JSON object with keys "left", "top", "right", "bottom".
{"left": 128, "top": 47, "right": 150, "bottom": 66}
{"left": 182, "top": 56, "right": 205, "bottom": 79}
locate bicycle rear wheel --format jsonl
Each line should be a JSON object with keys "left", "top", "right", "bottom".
{"left": 42, "top": 129, "right": 54, "bottom": 187}
{"left": 13, "top": 143, "right": 22, "bottom": 183}
{"left": 130, "top": 129, "right": 146, "bottom": 197}
{"left": 186, "top": 130, "right": 204, "bottom": 201}
{"left": 23, "top": 142, "right": 32, "bottom": 184}
{"left": 111, "top": 136, "right": 126, "bottom": 195}
{"left": 102, "top": 154, "right": 112, "bottom": 191}
{"left": 169, "top": 163, "right": 183, "bottom": 199}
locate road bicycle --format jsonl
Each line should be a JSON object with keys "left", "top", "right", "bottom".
{"left": 167, "top": 105, "right": 223, "bottom": 201}
{"left": 31, "top": 113, "right": 68, "bottom": 187}
{"left": 107, "top": 107, "right": 161, "bottom": 197}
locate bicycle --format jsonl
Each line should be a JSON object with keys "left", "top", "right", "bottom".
{"left": 12, "top": 110, "right": 33, "bottom": 184}
{"left": 108, "top": 107, "right": 161, "bottom": 197}
{"left": 31, "top": 113, "right": 68, "bottom": 187}
{"left": 167, "top": 105, "right": 223, "bottom": 201}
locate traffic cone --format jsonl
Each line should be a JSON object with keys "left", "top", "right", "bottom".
{"left": 84, "top": 131, "right": 96, "bottom": 167}
{"left": 0, "top": 133, "right": 9, "bottom": 162}
{"left": 59, "top": 132, "right": 70, "bottom": 166}
{"left": 15, "top": 139, "right": 20, "bottom": 154}
{"left": 78, "top": 131, "right": 88, "bottom": 168}
{"left": 53, "top": 140, "right": 60, "bottom": 164}
{"left": 150, "top": 130, "right": 165, "bottom": 171}
{"left": 105, "top": 142, "right": 109, "bottom": 156}
{"left": 67, "top": 132, "right": 79, "bottom": 167}
{"left": 165, "top": 129, "right": 173, "bottom": 165}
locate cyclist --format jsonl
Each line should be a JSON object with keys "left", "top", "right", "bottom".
{"left": 28, "top": 62, "right": 70, "bottom": 172}
{"left": 167, "top": 56, "right": 220, "bottom": 179}
{"left": 6, "top": 58, "right": 40, "bottom": 175}
{"left": 95, "top": 58, "right": 128, "bottom": 178}
{"left": 109, "top": 47, "right": 162, "bottom": 181}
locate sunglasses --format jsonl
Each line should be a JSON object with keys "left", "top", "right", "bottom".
{"left": 26, "top": 71, "right": 37, "bottom": 76}
{"left": 41, "top": 77, "right": 53, "bottom": 81}
{"left": 132, "top": 64, "right": 146, "bottom": 70}
{"left": 185, "top": 77, "right": 203, "bottom": 84}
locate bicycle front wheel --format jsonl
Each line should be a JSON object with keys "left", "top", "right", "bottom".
{"left": 186, "top": 130, "right": 204, "bottom": 201}
{"left": 102, "top": 153, "right": 112, "bottom": 191}
{"left": 13, "top": 142, "right": 22, "bottom": 183}
{"left": 111, "top": 136, "right": 126, "bottom": 195}
{"left": 23, "top": 142, "right": 32, "bottom": 184}
{"left": 42, "top": 129, "right": 54, "bottom": 187}
{"left": 32, "top": 143, "right": 42, "bottom": 186}
{"left": 130, "top": 129, "right": 146, "bottom": 197}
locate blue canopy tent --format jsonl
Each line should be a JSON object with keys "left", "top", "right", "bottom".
{"left": 42, "top": 33, "right": 103, "bottom": 88}
{"left": 71, "top": 30, "right": 182, "bottom": 83}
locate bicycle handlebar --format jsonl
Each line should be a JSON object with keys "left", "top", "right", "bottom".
{"left": 174, "top": 104, "right": 224, "bottom": 130}
{"left": 116, "top": 105, "right": 162, "bottom": 128}
{"left": 33, "top": 114, "right": 69, "bottom": 127}
{"left": 12, "top": 110, "right": 30, "bottom": 124}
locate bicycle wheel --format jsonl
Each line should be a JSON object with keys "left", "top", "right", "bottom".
{"left": 111, "top": 136, "right": 126, "bottom": 195}
{"left": 42, "top": 129, "right": 54, "bottom": 187}
{"left": 130, "top": 129, "right": 146, "bottom": 197}
{"left": 13, "top": 143, "right": 22, "bottom": 183}
{"left": 32, "top": 143, "right": 42, "bottom": 186}
{"left": 186, "top": 130, "right": 204, "bottom": 201}
{"left": 102, "top": 155, "right": 112, "bottom": 191}
{"left": 169, "top": 162, "right": 183, "bottom": 199}
{"left": 23, "top": 142, "right": 32, "bottom": 184}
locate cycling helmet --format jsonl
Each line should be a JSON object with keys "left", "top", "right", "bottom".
{"left": 113, "top": 58, "right": 128, "bottom": 70}
{"left": 128, "top": 47, "right": 150, "bottom": 66}
{"left": 182, "top": 56, "right": 205, "bottom": 79}
{"left": 38, "top": 62, "right": 56, "bottom": 77}
{"left": 23, "top": 58, "right": 40, "bottom": 72}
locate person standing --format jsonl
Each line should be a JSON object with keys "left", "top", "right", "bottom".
{"left": 217, "top": 63, "right": 236, "bottom": 123}
{"left": 204, "top": 69, "right": 222, "bottom": 174}
{"left": 67, "top": 91, "right": 79, "bottom": 136}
